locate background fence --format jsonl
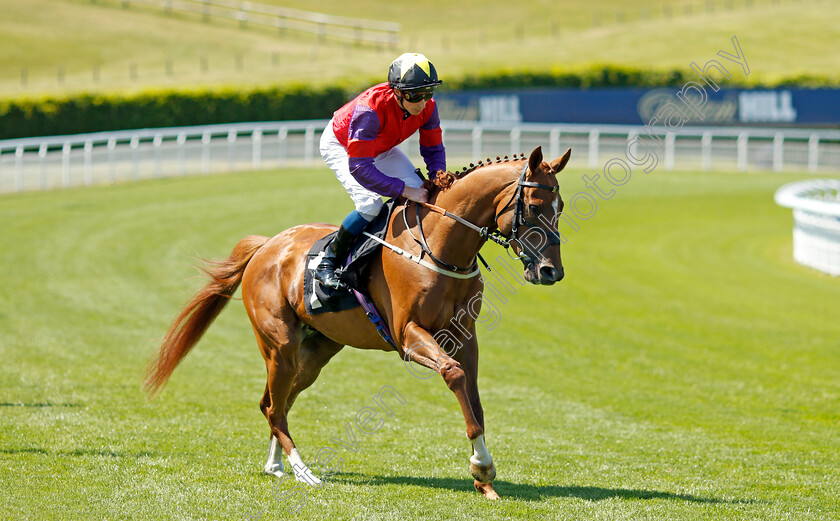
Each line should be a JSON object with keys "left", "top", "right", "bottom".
{"left": 1, "top": 121, "right": 839, "bottom": 195}
{"left": 118, "top": 0, "right": 400, "bottom": 46}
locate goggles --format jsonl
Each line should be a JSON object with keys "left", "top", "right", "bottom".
{"left": 401, "top": 89, "right": 435, "bottom": 103}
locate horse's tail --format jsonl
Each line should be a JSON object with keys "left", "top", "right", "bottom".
{"left": 144, "top": 235, "right": 270, "bottom": 396}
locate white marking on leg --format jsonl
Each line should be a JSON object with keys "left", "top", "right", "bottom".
{"left": 264, "top": 436, "right": 286, "bottom": 477}
{"left": 288, "top": 448, "right": 323, "bottom": 487}
{"left": 469, "top": 434, "right": 493, "bottom": 468}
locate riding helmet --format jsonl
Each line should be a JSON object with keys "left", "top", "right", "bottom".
{"left": 387, "top": 53, "right": 443, "bottom": 91}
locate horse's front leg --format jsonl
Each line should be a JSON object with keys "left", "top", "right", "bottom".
{"left": 459, "top": 334, "right": 500, "bottom": 499}
{"left": 401, "top": 322, "right": 499, "bottom": 499}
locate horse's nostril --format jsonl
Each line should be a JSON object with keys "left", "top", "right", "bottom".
{"left": 539, "top": 265, "right": 557, "bottom": 281}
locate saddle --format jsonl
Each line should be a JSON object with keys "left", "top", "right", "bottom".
{"left": 303, "top": 199, "right": 400, "bottom": 317}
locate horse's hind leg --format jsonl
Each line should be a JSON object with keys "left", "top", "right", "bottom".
{"left": 286, "top": 330, "right": 344, "bottom": 414}
{"left": 259, "top": 325, "right": 343, "bottom": 485}
{"left": 260, "top": 384, "right": 286, "bottom": 478}
{"left": 253, "top": 301, "right": 312, "bottom": 482}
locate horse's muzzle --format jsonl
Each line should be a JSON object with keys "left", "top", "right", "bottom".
{"left": 524, "top": 262, "right": 564, "bottom": 285}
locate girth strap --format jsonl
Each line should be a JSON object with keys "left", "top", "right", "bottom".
{"left": 352, "top": 289, "right": 397, "bottom": 348}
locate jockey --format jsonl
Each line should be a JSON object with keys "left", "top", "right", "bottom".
{"left": 315, "top": 52, "right": 446, "bottom": 289}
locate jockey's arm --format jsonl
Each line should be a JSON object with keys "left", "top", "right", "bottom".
{"left": 346, "top": 107, "right": 407, "bottom": 199}
{"left": 419, "top": 105, "right": 446, "bottom": 179}
{"left": 348, "top": 156, "right": 406, "bottom": 199}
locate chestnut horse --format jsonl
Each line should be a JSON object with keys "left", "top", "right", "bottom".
{"left": 145, "top": 146, "right": 571, "bottom": 499}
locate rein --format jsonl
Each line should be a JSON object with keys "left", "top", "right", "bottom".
{"left": 401, "top": 162, "right": 562, "bottom": 277}
{"left": 362, "top": 231, "right": 481, "bottom": 279}
{"left": 403, "top": 203, "right": 481, "bottom": 274}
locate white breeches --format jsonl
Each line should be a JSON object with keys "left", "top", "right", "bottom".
{"left": 320, "top": 119, "right": 423, "bottom": 220}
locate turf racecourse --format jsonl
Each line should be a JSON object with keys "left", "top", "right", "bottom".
{"left": 2, "top": 165, "right": 839, "bottom": 520}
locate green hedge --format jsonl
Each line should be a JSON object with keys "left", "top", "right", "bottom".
{"left": 2, "top": 66, "right": 838, "bottom": 140}
{"left": 448, "top": 65, "right": 840, "bottom": 90}
{"left": 447, "top": 65, "right": 691, "bottom": 90}
{"left": 0, "top": 85, "right": 347, "bottom": 140}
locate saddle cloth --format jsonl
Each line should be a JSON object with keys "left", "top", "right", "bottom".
{"left": 303, "top": 199, "right": 400, "bottom": 316}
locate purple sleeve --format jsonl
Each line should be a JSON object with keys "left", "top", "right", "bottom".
{"left": 347, "top": 105, "right": 405, "bottom": 198}
{"left": 420, "top": 144, "right": 446, "bottom": 179}
{"left": 349, "top": 157, "right": 406, "bottom": 199}
{"left": 347, "top": 105, "right": 379, "bottom": 144}
{"left": 419, "top": 106, "right": 446, "bottom": 177}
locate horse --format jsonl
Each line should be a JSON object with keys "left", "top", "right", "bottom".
{"left": 145, "top": 145, "right": 572, "bottom": 500}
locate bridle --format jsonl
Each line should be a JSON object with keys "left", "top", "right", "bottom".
{"left": 405, "top": 162, "right": 563, "bottom": 273}
{"left": 492, "top": 162, "right": 564, "bottom": 265}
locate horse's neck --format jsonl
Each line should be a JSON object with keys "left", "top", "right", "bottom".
{"left": 436, "top": 163, "right": 520, "bottom": 225}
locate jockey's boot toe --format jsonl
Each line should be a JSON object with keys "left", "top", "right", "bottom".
{"left": 314, "top": 259, "right": 342, "bottom": 289}
{"left": 313, "top": 225, "right": 358, "bottom": 290}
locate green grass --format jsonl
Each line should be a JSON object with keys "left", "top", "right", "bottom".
{"left": 1, "top": 0, "right": 838, "bottom": 96}
{"left": 2, "top": 164, "right": 839, "bottom": 520}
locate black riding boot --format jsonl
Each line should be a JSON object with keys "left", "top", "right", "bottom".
{"left": 313, "top": 225, "right": 358, "bottom": 289}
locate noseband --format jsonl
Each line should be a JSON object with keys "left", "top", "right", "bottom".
{"left": 406, "top": 162, "right": 562, "bottom": 273}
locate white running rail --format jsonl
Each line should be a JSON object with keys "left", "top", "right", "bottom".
{"left": 775, "top": 180, "right": 840, "bottom": 276}
{"left": 1, "top": 121, "right": 839, "bottom": 195}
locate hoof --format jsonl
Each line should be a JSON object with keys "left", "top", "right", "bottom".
{"left": 470, "top": 461, "right": 496, "bottom": 484}
{"left": 264, "top": 463, "right": 286, "bottom": 479}
{"left": 474, "top": 480, "right": 500, "bottom": 500}
{"left": 292, "top": 467, "right": 323, "bottom": 487}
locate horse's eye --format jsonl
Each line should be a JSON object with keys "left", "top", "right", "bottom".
{"left": 528, "top": 204, "right": 540, "bottom": 216}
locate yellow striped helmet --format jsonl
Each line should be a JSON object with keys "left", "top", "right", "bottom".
{"left": 387, "top": 53, "right": 443, "bottom": 91}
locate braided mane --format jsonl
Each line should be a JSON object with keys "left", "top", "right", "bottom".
{"left": 427, "top": 154, "right": 527, "bottom": 193}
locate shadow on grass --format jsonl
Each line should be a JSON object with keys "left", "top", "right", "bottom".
{"left": 0, "top": 448, "right": 50, "bottom": 455}
{"left": 0, "top": 447, "right": 157, "bottom": 458}
{"left": 327, "top": 472, "right": 758, "bottom": 505}
{"left": 0, "top": 402, "right": 81, "bottom": 408}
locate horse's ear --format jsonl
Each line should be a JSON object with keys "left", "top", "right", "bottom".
{"left": 549, "top": 148, "right": 572, "bottom": 174}
{"left": 528, "top": 146, "right": 543, "bottom": 176}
